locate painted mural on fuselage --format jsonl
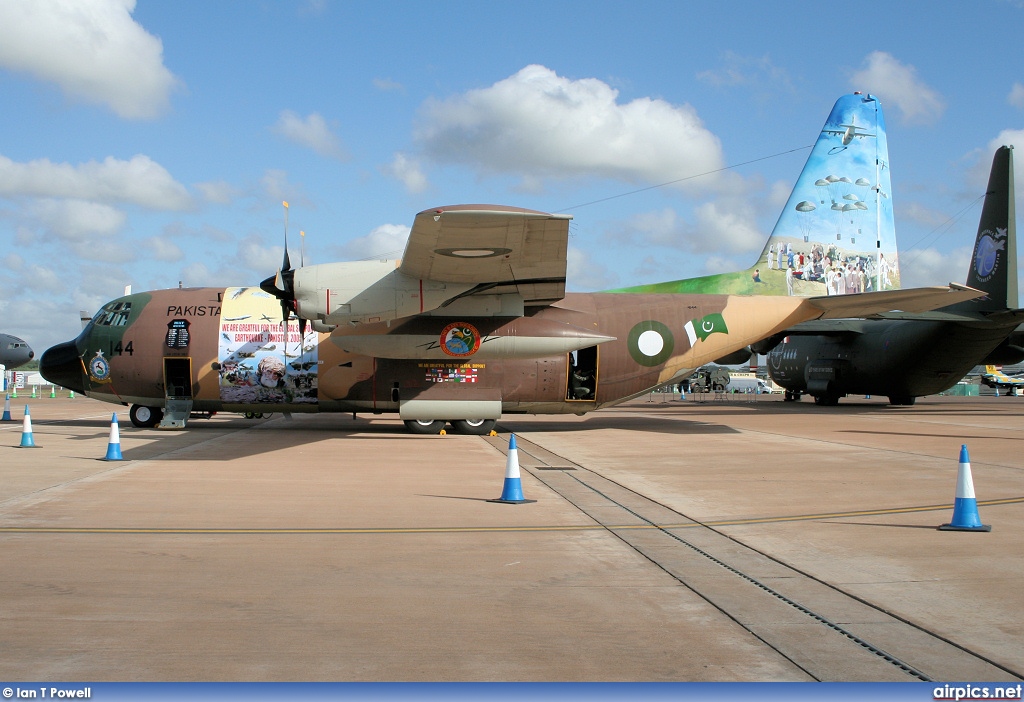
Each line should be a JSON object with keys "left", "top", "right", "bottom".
{"left": 217, "top": 286, "right": 319, "bottom": 404}
{"left": 613, "top": 93, "right": 899, "bottom": 297}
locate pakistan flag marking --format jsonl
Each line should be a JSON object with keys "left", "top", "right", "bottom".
{"left": 684, "top": 312, "right": 729, "bottom": 346}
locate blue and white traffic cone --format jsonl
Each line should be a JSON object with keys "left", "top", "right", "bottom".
{"left": 939, "top": 444, "right": 991, "bottom": 532}
{"left": 1, "top": 394, "right": 11, "bottom": 422}
{"left": 19, "top": 405, "right": 36, "bottom": 448}
{"left": 489, "top": 434, "right": 536, "bottom": 504}
{"left": 103, "top": 413, "right": 123, "bottom": 461}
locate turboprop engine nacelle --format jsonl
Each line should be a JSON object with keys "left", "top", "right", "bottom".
{"left": 292, "top": 260, "right": 476, "bottom": 328}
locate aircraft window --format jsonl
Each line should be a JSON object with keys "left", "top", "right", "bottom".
{"left": 93, "top": 301, "right": 133, "bottom": 327}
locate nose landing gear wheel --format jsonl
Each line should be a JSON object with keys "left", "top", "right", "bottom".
{"left": 129, "top": 404, "right": 163, "bottom": 428}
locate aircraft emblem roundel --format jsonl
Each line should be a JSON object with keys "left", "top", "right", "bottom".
{"left": 627, "top": 321, "right": 674, "bottom": 367}
{"left": 974, "top": 231, "right": 1003, "bottom": 282}
{"left": 88, "top": 350, "right": 111, "bottom": 382}
{"left": 440, "top": 322, "right": 481, "bottom": 357}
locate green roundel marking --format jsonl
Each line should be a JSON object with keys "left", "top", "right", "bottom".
{"left": 627, "top": 320, "right": 674, "bottom": 367}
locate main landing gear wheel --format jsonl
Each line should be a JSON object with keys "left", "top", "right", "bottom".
{"left": 450, "top": 419, "right": 497, "bottom": 435}
{"left": 129, "top": 404, "right": 163, "bottom": 428}
{"left": 403, "top": 419, "right": 447, "bottom": 435}
{"left": 888, "top": 396, "right": 916, "bottom": 406}
{"left": 813, "top": 394, "right": 840, "bottom": 406}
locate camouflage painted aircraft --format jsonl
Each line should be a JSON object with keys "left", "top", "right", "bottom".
{"left": 39, "top": 96, "right": 981, "bottom": 433}
{"left": 766, "top": 145, "right": 1021, "bottom": 405}
{"left": 980, "top": 365, "right": 1024, "bottom": 395}
{"left": 0, "top": 333, "right": 34, "bottom": 369}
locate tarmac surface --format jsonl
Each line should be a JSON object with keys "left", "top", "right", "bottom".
{"left": 1, "top": 391, "right": 1022, "bottom": 682}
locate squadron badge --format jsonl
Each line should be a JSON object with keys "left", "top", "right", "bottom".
{"left": 440, "top": 322, "right": 481, "bottom": 357}
{"left": 88, "top": 350, "right": 112, "bottom": 384}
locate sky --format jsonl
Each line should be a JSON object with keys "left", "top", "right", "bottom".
{"left": 1, "top": 0, "right": 1022, "bottom": 356}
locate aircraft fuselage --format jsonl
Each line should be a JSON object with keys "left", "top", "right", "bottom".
{"left": 41, "top": 286, "right": 818, "bottom": 430}
{"left": 767, "top": 319, "right": 1016, "bottom": 404}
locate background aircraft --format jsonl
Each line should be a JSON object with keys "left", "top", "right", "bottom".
{"left": 0, "top": 333, "right": 34, "bottom": 368}
{"left": 980, "top": 365, "right": 1024, "bottom": 395}
{"left": 37, "top": 95, "right": 980, "bottom": 433}
{"left": 763, "top": 145, "right": 1019, "bottom": 405}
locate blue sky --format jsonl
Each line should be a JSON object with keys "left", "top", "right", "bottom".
{"left": 1, "top": 0, "right": 1022, "bottom": 355}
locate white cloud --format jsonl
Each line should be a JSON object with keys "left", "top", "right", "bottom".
{"left": 608, "top": 200, "right": 763, "bottom": 256}
{"left": 17, "top": 263, "right": 65, "bottom": 293}
{"left": 336, "top": 223, "right": 410, "bottom": 261}
{"left": 415, "top": 64, "right": 724, "bottom": 191}
{"left": 28, "top": 198, "right": 126, "bottom": 241}
{"left": 566, "top": 246, "right": 617, "bottom": 291}
{"left": 696, "top": 51, "right": 795, "bottom": 95}
{"left": 195, "top": 180, "right": 239, "bottom": 205}
{"left": 0, "top": 0, "right": 180, "bottom": 120}
{"left": 384, "top": 153, "right": 428, "bottom": 193}
{"left": 849, "top": 52, "right": 945, "bottom": 124}
{"left": 237, "top": 234, "right": 286, "bottom": 273}
{"left": 143, "top": 236, "right": 183, "bottom": 262}
{"left": 1009, "top": 83, "right": 1024, "bottom": 109}
{"left": 373, "top": 77, "right": 404, "bottom": 93}
{"left": 0, "top": 153, "right": 191, "bottom": 210}
{"left": 273, "top": 110, "right": 346, "bottom": 159}
{"left": 260, "top": 169, "right": 309, "bottom": 207}
{"left": 899, "top": 246, "right": 974, "bottom": 287}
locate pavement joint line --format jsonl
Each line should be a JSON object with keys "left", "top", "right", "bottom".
{"left": 2, "top": 496, "right": 1020, "bottom": 535}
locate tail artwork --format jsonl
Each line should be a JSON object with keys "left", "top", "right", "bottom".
{"left": 615, "top": 93, "right": 898, "bottom": 296}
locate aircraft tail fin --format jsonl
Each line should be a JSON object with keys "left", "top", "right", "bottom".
{"left": 612, "top": 93, "right": 898, "bottom": 296}
{"left": 961, "top": 146, "right": 1017, "bottom": 312}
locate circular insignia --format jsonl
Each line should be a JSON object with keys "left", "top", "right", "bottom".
{"left": 440, "top": 322, "right": 481, "bottom": 357}
{"left": 974, "top": 233, "right": 1000, "bottom": 281}
{"left": 627, "top": 321, "right": 674, "bottom": 367}
{"left": 89, "top": 351, "right": 110, "bottom": 381}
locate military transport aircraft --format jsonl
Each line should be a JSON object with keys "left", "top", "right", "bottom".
{"left": 39, "top": 95, "right": 981, "bottom": 433}
{"left": 1, "top": 333, "right": 34, "bottom": 368}
{"left": 764, "top": 145, "right": 1020, "bottom": 405}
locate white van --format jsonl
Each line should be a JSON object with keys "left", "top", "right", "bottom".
{"left": 726, "top": 376, "right": 774, "bottom": 394}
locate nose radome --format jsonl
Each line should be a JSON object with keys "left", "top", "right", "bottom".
{"left": 39, "top": 340, "right": 86, "bottom": 394}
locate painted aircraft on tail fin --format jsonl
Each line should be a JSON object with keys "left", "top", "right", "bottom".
{"left": 614, "top": 93, "right": 898, "bottom": 298}
{"left": 38, "top": 96, "right": 981, "bottom": 433}
{"left": 764, "top": 145, "right": 1021, "bottom": 406}
{"left": 1, "top": 333, "right": 34, "bottom": 368}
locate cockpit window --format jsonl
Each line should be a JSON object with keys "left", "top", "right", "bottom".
{"left": 93, "top": 301, "right": 132, "bottom": 327}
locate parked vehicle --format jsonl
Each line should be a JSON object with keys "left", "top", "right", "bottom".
{"left": 727, "top": 375, "right": 774, "bottom": 394}
{"left": 689, "top": 366, "right": 730, "bottom": 393}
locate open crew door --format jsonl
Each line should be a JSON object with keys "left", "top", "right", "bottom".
{"left": 159, "top": 357, "right": 194, "bottom": 429}
{"left": 566, "top": 346, "right": 599, "bottom": 402}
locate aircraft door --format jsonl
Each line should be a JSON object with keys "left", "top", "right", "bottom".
{"left": 566, "top": 346, "right": 599, "bottom": 401}
{"left": 163, "top": 357, "right": 193, "bottom": 399}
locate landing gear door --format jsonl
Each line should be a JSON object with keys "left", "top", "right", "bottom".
{"left": 566, "top": 346, "right": 599, "bottom": 402}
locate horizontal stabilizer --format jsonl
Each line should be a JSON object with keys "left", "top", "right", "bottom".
{"left": 981, "top": 308, "right": 1024, "bottom": 324}
{"left": 805, "top": 284, "right": 982, "bottom": 320}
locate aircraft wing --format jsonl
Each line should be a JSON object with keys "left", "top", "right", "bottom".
{"left": 804, "top": 284, "right": 983, "bottom": 320}
{"left": 398, "top": 205, "right": 571, "bottom": 305}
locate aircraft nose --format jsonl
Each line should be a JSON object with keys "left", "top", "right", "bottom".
{"left": 39, "top": 340, "right": 86, "bottom": 394}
